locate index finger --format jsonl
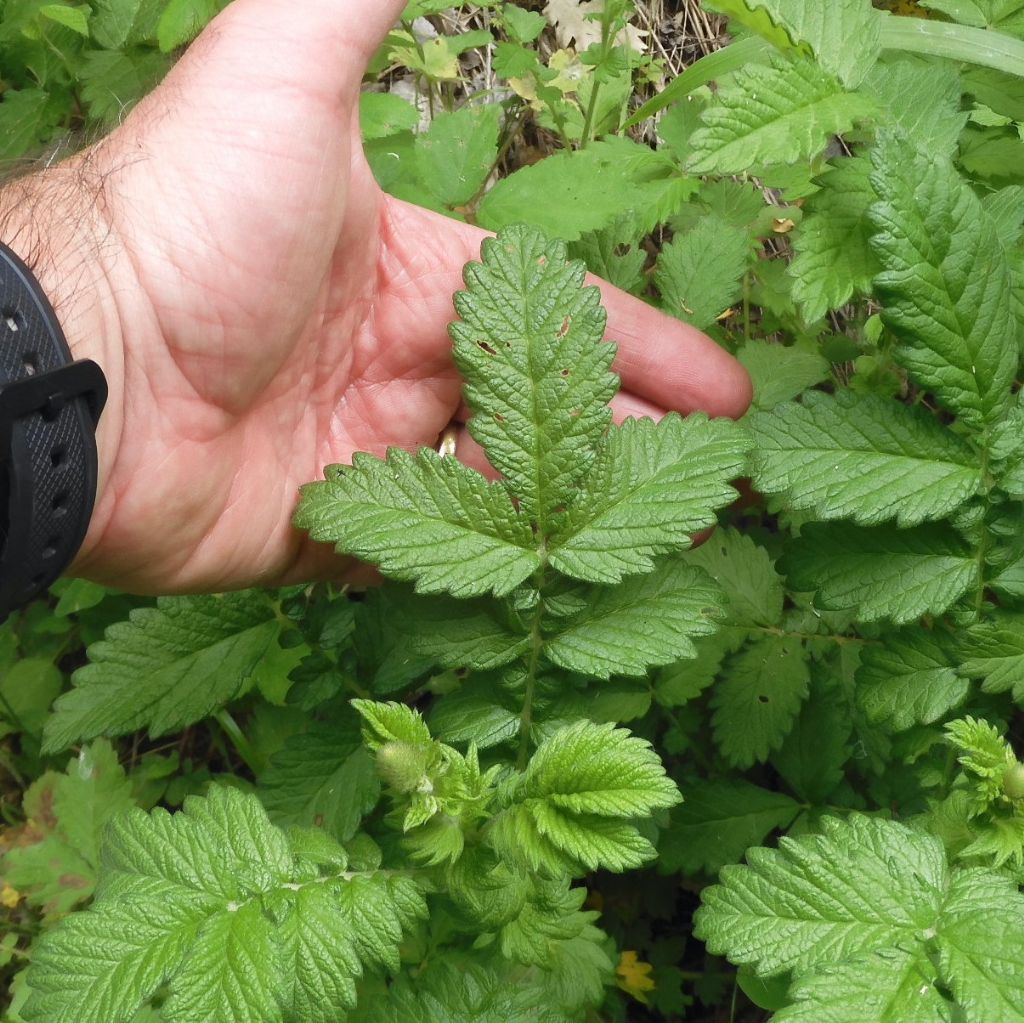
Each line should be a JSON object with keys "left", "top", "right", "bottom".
{"left": 381, "top": 200, "right": 753, "bottom": 421}
{"left": 595, "top": 275, "right": 752, "bottom": 420}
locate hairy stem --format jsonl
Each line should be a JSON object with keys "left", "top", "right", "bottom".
{"left": 972, "top": 434, "right": 994, "bottom": 617}
{"left": 517, "top": 564, "right": 548, "bottom": 772}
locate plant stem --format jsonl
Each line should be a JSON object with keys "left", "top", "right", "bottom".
{"left": 516, "top": 580, "right": 547, "bottom": 772}
{"left": 0, "top": 747, "right": 26, "bottom": 789}
{"left": 215, "top": 709, "right": 263, "bottom": 776}
{"left": 972, "top": 433, "right": 994, "bottom": 617}
{"left": 742, "top": 271, "right": 751, "bottom": 343}
{"left": 623, "top": 35, "right": 771, "bottom": 129}
{"left": 0, "top": 690, "right": 26, "bottom": 736}
{"left": 580, "top": 5, "right": 615, "bottom": 149}
{"left": 580, "top": 78, "right": 603, "bottom": 150}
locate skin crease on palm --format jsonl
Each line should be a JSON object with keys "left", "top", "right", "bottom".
{"left": 1, "top": 0, "right": 751, "bottom": 595}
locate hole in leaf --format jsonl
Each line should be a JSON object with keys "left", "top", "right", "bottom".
{"left": 557, "top": 316, "right": 571, "bottom": 337}
{"left": 477, "top": 341, "right": 497, "bottom": 356}
{"left": 560, "top": 368, "right": 570, "bottom": 378}
{"left": 614, "top": 243, "right": 632, "bottom": 257}
{"left": 757, "top": 695, "right": 769, "bottom": 704}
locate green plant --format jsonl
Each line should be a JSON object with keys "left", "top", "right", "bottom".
{"left": 14, "top": 225, "right": 750, "bottom": 1021}
{"left": 0, "top": 0, "right": 234, "bottom": 158}
{"left": 8, "top": 0, "right": 1024, "bottom": 1020}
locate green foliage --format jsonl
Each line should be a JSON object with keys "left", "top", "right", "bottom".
{"left": 0, "top": 0, "right": 229, "bottom": 161}
{"left": 731, "top": 0, "right": 883, "bottom": 87}
{"left": 295, "top": 449, "right": 540, "bottom": 598}
{"left": 10, "top": 2, "right": 1024, "bottom": 1020}
{"left": 43, "top": 590, "right": 284, "bottom": 750}
{"left": 869, "top": 135, "right": 1018, "bottom": 428}
{"left": 22, "top": 786, "right": 428, "bottom": 1023}
{"left": 698, "top": 815, "right": 1024, "bottom": 1022}
{"left": 686, "top": 55, "right": 875, "bottom": 174}
{"left": 789, "top": 156, "right": 880, "bottom": 322}
{"left": 750, "top": 391, "right": 982, "bottom": 527}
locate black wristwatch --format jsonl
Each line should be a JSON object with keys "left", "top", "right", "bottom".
{"left": 0, "top": 242, "right": 107, "bottom": 623}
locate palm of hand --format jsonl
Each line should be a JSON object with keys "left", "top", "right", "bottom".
{"left": 73, "top": 0, "right": 749, "bottom": 594}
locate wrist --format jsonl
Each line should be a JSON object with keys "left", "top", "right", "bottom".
{"left": 0, "top": 156, "right": 127, "bottom": 577}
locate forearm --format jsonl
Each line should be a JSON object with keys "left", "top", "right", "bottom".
{"left": 0, "top": 155, "right": 127, "bottom": 573}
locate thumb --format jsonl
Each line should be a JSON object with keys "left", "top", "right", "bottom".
{"left": 173, "top": 0, "right": 406, "bottom": 102}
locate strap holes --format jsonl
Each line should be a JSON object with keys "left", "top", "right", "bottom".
{"left": 3, "top": 308, "right": 23, "bottom": 333}
{"left": 50, "top": 444, "right": 66, "bottom": 468}
{"left": 42, "top": 540, "right": 60, "bottom": 560}
{"left": 52, "top": 492, "right": 68, "bottom": 516}
{"left": 22, "top": 352, "right": 39, "bottom": 376}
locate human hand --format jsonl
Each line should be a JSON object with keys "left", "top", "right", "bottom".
{"left": 2, "top": 0, "right": 750, "bottom": 594}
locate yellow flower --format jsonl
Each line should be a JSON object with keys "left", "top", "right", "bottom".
{"left": 616, "top": 949, "right": 656, "bottom": 1003}
{"left": 0, "top": 884, "right": 21, "bottom": 909}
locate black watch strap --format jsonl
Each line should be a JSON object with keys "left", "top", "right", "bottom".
{"left": 0, "top": 242, "right": 107, "bottom": 622}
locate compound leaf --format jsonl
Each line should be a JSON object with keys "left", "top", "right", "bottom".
{"left": 702, "top": 826, "right": 1024, "bottom": 1021}
{"left": 490, "top": 720, "right": 679, "bottom": 874}
{"left": 695, "top": 815, "right": 948, "bottom": 974}
{"left": 750, "top": 391, "right": 982, "bottom": 527}
{"left": 869, "top": 135, "right": 1017, "bottom": 427}
{"left": 2, "top": 740, "right": 134, "bottom": 917}
{"left": 549, "top": 414, "right": 749, "bottom": 584}
{"left": 783, "top": 523, "right": 977, "bottom": 624}
{"left": 451, "top": 226, "right": 617, "bottom": 529}
{"left": 23, "top": 787, "right": 426, "bottom": 1023}
{"left": 43, "top": 591, "right": 281, "bottom": 751}
{"left": 543, "top": 559, "right": 725, "bottom": 679}
{"left": 295, "top": 448, "right": 539, "bottom": 599}
{"left": 687, "top": 55, "right": 874, "bottom": 175}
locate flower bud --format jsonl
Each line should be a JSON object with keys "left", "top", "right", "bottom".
{"left": 376, "top": 740, "right": 430, "bottom": 794}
